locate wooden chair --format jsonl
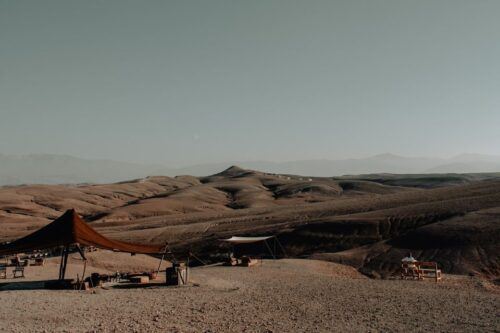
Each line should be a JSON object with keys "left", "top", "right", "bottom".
{"left": 401, "top": 262, "right": 420, "bottom": 280}
{"left": 10, "top": 257, "right": 20, "bottom": 267}
{"left": 13, "top": 266, "right": 25, "bottom": 278}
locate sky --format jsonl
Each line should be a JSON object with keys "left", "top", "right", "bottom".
{"left": 1, "top": 0, "right": 499, "bottom": 167}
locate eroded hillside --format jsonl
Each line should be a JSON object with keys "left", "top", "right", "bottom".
{"left": 0, "top": 167, "right": 498, "bottom": 278}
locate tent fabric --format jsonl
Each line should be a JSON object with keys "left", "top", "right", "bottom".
{"left": 0, "top": 209, "right": 165, "bottom": 255}
{"left": 220, "top": 236, "right": 274, "bottom": 244}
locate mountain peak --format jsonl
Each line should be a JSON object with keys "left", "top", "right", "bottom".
{"left": 217, "top": 165, "right": 248, "bottom": 176}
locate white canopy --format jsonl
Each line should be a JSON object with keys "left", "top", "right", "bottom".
{"left": 220, "top": 236, "right": 274, "bottom": 244}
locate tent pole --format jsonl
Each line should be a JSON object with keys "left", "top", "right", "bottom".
{"left": 79, "top": 259, "right": 87, "bottom": 291}
{"left": 189, "top": 252, "right": 208, "bottom": 266}
{"left": 75, "top": 244, "right": 87, "bottom": 290}
{"left": 156, "top": 243, "right": 169, "bottom": 275}
{"left": 156, "top": 252, "right": 166, "bottom": 275}
{"left": 274, "top": 237, "right": 287, "bottom": 258}
{"left": 76, "top": 244, "right": 86, "bottom": 260}
{"left": 58, "top": 246, "right": 66, "bottom": 280}
{"left": 264, "top": 240, "right": 276, "bottom": 260}
{"left": 61, "top": 246, "right": 69, "bottom": 280}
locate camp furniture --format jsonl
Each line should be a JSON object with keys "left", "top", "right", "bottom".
{"left": 166, "top": 262, "right": 188, "bottom": 286}
{"left": 415, "top": 261, "right": 442, "bottom": 282}
{"left": 130, "top": 275, "right": 150, "bottom": 284}
{"left": 0, "top": 265, "right": 6, "bottom": 279}
{"left": 13, "top": 266, "right": 24, "bottom": 278}
{"left": 220, "top": 235, "right": 286, "bottom": 266}
{"left": 401, "top": 261, "right": 442, "bottom": 282}
{"left": 240, "top": 256, "right": 259, "bottom": 267}
{"left": 33, "top": 258, "right": 44, "bottom": 266}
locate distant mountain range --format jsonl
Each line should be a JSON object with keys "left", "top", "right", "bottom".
{"left": 1, "top": 153, "right": 500, "bottom": 186}
{"left": 0, "top": 154, "right": 172, "bottom": 186}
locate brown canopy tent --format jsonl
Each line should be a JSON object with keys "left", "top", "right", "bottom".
{"left": 0, "top": 209, "right": 166, "bottom": 280}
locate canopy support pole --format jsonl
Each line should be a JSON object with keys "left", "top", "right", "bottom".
{"left": 264, "top": 240, "right": 276, "bottom": 260}
{"left": 189, "top": 252, "right": 208, "bottom": 266}
{"left": 75, "top": 244, "right": 87, "bottom": 290}
{"left": 274, "top": 237, "right": 287, "bottom": 258}
{"left": 58, "top": 246, "right": 65, "bottom": 280}
{"left": 156, "top": 243, "right": 170, "bottom": 275}
{"left": 59, "top": 245, "right": 69, "bottom": 280}
{"left": 156, "top": 252, "right": 166, "bottom": 275}
{"left": 79, "top": 259, "right": 87, "bottom": 291}
{"left": 75, "top": 244, "right": 86, "bottom": 260}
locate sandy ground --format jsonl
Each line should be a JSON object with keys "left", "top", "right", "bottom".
{"left": 0, "top": 253, "right": 498, "bottom": 333}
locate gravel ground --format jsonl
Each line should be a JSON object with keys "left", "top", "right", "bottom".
{"left": 0, "top": 258, "right": 498, "bottom": 333}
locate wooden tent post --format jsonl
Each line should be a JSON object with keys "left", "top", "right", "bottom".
{"left": 79, "top": 259, "right": 87, "bottom": 291}
{"left": 60, "top": 245, "right": 69, "bottom": 280}
{"left": 156, "top": 252, "right": 166, "bottom": 275}
{"left": 75, "top": 244, "right": 87, "bottom": 290}
{"left": 156, "top": 243, "right": 169, "bottom": 275}
{"left": 58, "top": 246, "right": 66, "bottom": 280}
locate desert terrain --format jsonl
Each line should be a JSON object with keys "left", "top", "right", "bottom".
{"left": 0, "top": 167, "right": 499, "bottom": 332}
{"left": 0, "top": 251, "right": 498, "bottom": 333}
{"left": 1, "top": 166, "right": 499, "bottom": 278}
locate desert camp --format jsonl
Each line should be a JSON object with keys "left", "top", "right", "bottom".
{"left": 0, "top": 168, "right": 499, "bottom": 332}
{"left": 1, "top": 0, "right": 500, "bottom": 332}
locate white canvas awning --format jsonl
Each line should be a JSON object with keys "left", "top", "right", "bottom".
{"left": 220, "top": 236, "right": 274, "bottom": 244}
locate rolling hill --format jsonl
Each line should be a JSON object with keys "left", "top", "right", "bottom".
{"left": 0, "top": 166, "right": 499, "bottom": 279}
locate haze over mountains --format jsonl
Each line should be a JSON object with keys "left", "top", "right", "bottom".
{"left": 1, "top": 153, "right": 500, "bottom": 186}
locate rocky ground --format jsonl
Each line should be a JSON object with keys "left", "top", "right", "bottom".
{"left": 0, "top": 255, "right": 498, "bottom": 333}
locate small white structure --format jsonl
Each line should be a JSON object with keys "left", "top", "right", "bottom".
{"left": 220, "top": 235, "right": 286, "bottom": 262}
{"left": 221, "top": 236, "right": 274, "bottom": 244}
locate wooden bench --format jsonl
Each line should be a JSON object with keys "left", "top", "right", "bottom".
{"left": 401, "top": 261, "right": 441, "bottom": 282}
{"left": 415, "top": 261, "right": 442, "bottom": 282}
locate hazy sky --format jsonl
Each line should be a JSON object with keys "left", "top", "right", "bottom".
{"left": 1, "top": 1, "right": 499, "bottom": 166}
